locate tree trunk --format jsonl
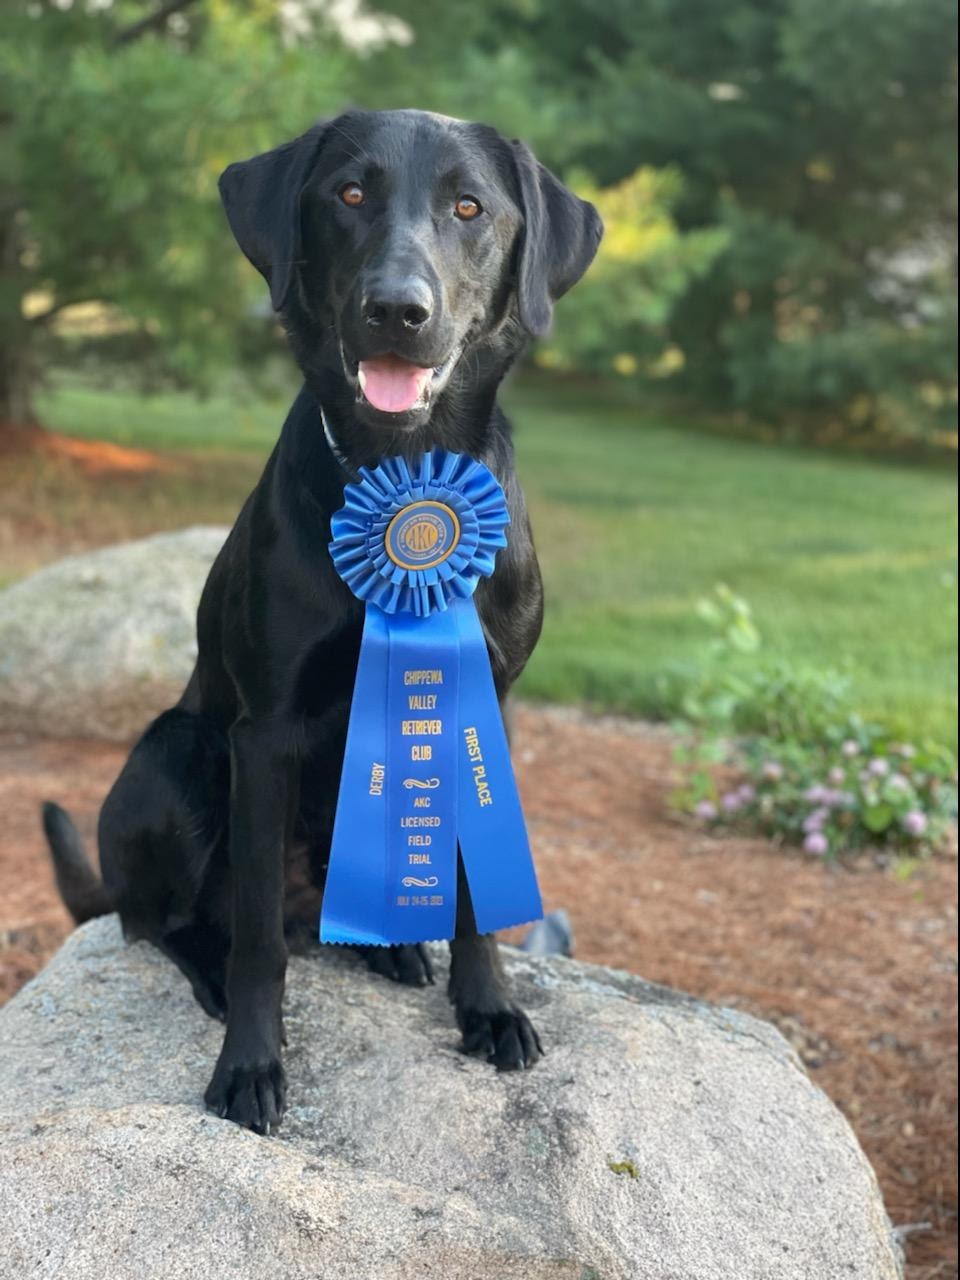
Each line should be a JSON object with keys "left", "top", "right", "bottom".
{"left": 0, "top": 327, "right": 38, "bottom": 428}
{"left": 0, "top": 168, "right": 39, "bottom": 432}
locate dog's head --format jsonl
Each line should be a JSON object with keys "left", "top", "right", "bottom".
{"left": 219, "top": 109, "right": 601, "bottom": 445}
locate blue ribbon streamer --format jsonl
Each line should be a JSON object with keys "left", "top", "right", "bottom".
{"left": 320, "top": 450, "right": 543, "bottom": 947}
{"left": 453, "top": 599, "right": 542, "bottom": 935}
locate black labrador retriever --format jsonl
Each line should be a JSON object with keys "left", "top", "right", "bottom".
{"left": 43, "top": 108, "right": 602, "bottom": 1134}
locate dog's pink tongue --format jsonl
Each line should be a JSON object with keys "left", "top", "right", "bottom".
{"left": 358, "top": 356, "right": 432, "bottom": 413}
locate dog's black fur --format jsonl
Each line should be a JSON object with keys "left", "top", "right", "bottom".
{"left": 42, "top": 109, "right": 601, "bottom": 1134}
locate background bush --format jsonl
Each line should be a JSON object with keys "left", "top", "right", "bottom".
{"left": 363, "top": 0, "right": 958, "bottom": 441}
{"left": 670, "top": 587, "right": 958, "bottom": 860}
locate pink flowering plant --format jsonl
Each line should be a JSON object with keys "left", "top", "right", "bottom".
{"left": 669, "top": 587, "right": 957, "bottom": 861}
{"left": 702, "top": 724, "right": 957, "bottom": 860}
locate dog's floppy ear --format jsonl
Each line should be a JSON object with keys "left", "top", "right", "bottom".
{"left": 219, "top": 123, "right": 328, "bottom": 313}
{"left": 511, "top": 140, "right": 603, "bottom": 337}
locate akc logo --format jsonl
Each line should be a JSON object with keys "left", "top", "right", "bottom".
{"left": 386, "top": 501, "right": 460, "bottom": 571}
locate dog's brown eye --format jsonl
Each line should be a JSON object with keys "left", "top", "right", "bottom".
{"left": 454, "top": 195, "right": 482, "bottom": 221}
{"left": 339, "top": 182, "right": 364, "bottom": 208}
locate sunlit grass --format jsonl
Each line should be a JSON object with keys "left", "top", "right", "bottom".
{"left": 28, "top": 373, "right": 959, "bottom": 742}
{"left": 39, "top": 378, "right": 286, "bottom": 453}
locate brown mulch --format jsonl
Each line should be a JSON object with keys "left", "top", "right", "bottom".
{"left": 37, "top": 433, "right": 176, "bottom": 475}
{"left": 1, "top": 709, "right": 956, "bottom": 1278}
{"left": 0, "top": 424, "right": 172, "bottom": 475}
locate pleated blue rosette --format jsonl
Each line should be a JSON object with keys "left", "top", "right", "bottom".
{"left": 321, "top": 449, "right": 543, "bottom": 947}
{"left": 329, "top": 450, "right": 510, "bottom": 618}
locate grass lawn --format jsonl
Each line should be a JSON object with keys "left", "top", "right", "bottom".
{"left": 29, "top": 373, "right": 960, "bottom": 743}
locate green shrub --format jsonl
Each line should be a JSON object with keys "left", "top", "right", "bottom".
{"left": 656, "top": 585, "right": 852, "bottom": 740}
{"left": 534, "top": 168, "right": 728, "bottom": 384}
{"left": 671, "top": 586, "right": 957, "bottom": 860}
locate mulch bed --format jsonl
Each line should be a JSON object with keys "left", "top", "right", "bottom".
{"left": 1, "top": 708, "right": 956, "bottom": 1278}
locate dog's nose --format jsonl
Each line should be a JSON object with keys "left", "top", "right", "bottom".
{"left": 362, "top": 277, "right": 433, "bottom": 332}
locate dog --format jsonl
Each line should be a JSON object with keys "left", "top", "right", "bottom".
{"left": 42, "top": 108, "right": 602, "bottom": 1134}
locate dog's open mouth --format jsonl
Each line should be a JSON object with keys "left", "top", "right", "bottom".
{"left": 349, "top": 351, "right": 457, "bottom": 415}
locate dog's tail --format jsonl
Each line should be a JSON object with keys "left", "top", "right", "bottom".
{"left": 41, "top": 802, "right": 116, "bottom": 925}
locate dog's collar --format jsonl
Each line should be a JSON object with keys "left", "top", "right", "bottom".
{"left": 320, "top": 408, "right": 360, "bottom": 481}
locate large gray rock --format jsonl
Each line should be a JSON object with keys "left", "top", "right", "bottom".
{"left": 0, "top": 528, "right": 227, "bottom": 741}
{"left": 0, "top": 918, "right": 901, "bottom": 1280}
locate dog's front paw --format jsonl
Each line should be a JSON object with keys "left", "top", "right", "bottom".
{"left": 204, "top": 1051, "right": 286, "bottom": 1134}
{"left": 358, "top": 943, "right": 435, "bottom": 987}
{"left": 460, "top": 1006, "right": 543, "bottom": 1071}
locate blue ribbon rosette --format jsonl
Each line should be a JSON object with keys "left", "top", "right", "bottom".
{"left": 320, "top": 449, "right": 543, "bottom": 946}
